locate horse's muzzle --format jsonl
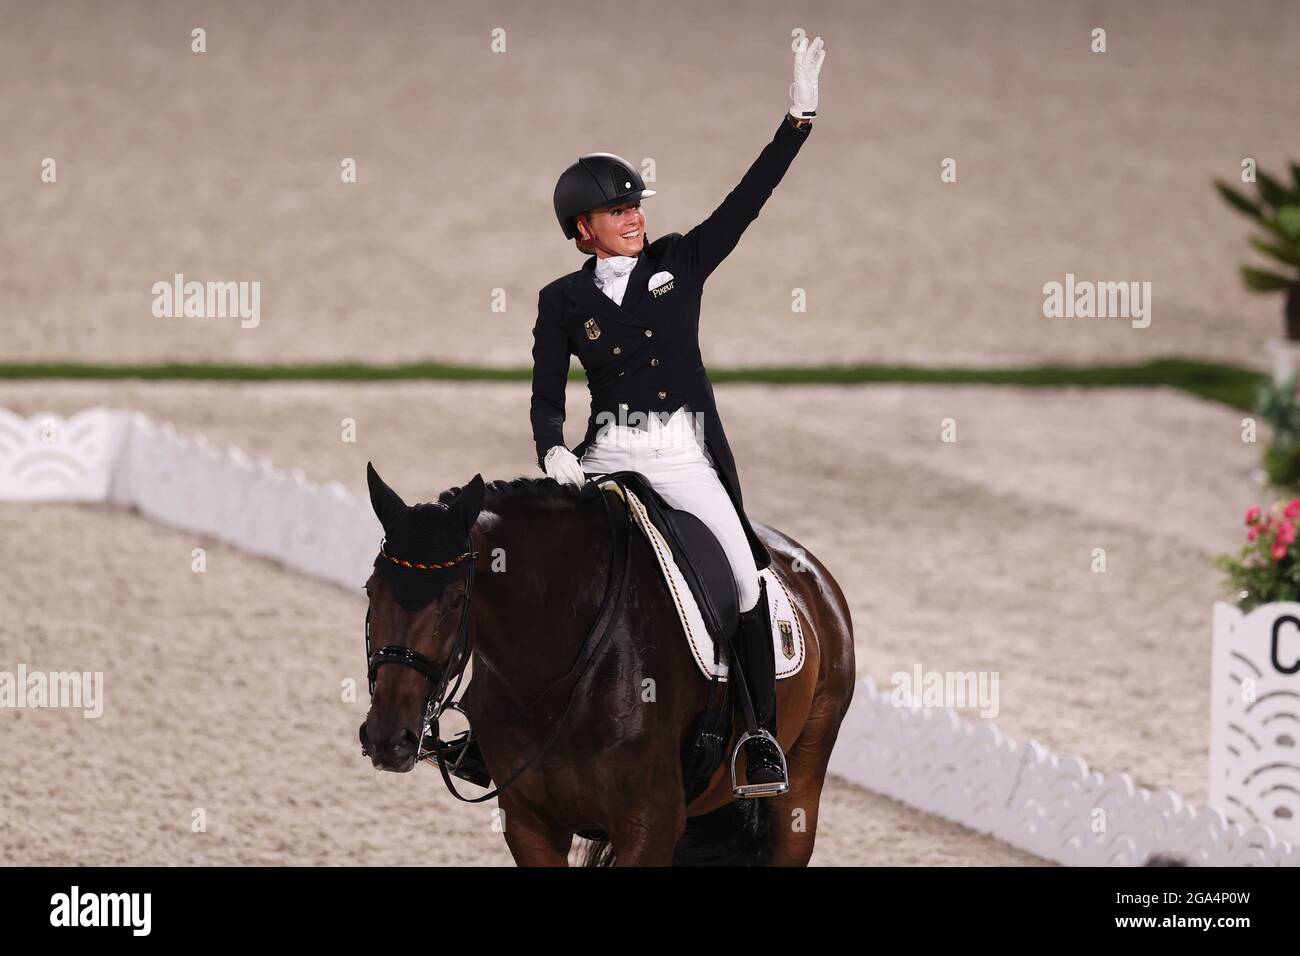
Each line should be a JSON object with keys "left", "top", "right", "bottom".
{"left": 359, "top": 719, "right": 419, "bottom": 773}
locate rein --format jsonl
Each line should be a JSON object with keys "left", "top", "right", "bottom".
{"left": 364, "top": 477, "right": 634, "bottom": 803}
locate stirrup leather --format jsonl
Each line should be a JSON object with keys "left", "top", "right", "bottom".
{"left": 729, "top": 728, "right": 790, "bottom": 798}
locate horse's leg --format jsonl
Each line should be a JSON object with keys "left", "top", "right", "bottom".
{"left": 764, "top": 710, "right": 844, "bottom": 866}
{"left": 766, "top": 744, "right": 832, "bottom": 865}
{"left": 606, "top": 799, "right": 687, "bottom": 867}
{"left": 497, "top": 794, "right": 572, "bottom": 867}
{"left": 765, "top": 657, "right": 855, "bottom": 867}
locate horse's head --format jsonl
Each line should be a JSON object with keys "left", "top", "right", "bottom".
{"left": 360, "top": 462, "right": 485, "bottom": 772}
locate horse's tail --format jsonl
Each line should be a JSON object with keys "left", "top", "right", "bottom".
{"left": 572, "top": 834, "right": 618, "bottom": 867}
{"left": 671, "top": 800, "right": 771, "bottom": 867}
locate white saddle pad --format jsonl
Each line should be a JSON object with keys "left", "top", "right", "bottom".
{"left": 602, "top": 481, "right": 806, "bottom": 681}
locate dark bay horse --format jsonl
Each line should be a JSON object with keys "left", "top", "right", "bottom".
{"left": 359, "top": 463, "right": 855, "bottom": 866}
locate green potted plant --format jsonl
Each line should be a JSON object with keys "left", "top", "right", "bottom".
{"left": 1216, "top": 163, "right": 1300, "bottom": 382}
{"left": 1254, "top": 376, "right": 1300, "bottom": 489}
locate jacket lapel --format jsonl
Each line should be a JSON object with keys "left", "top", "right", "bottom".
{"left": 571, "top": 244, "right": 657, "bottom": 330}
{"left": 620, "top": 251, "right": 655, "bottom": 315}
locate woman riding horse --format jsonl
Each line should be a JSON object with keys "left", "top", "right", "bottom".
{"left": 530, "top": 36, "right": 825, "bottom": 795}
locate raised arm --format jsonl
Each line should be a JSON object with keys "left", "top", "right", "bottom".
{"left": 529, "top": 288, "right": 570, "bottom": 469}
{"left": 678, "top": 36, "right": 824, "bottom": 281}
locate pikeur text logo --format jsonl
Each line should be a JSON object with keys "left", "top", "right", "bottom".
{"left": 50, "top": 886, "right": 151, "bottom": 936}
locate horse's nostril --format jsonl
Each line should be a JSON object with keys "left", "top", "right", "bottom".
{"left": 395, "top": 727, "right": 419, "bottom": 751}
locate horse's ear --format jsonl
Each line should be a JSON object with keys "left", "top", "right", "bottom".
{"left": 448, "top": 474, "right": 486, "bottom": 535}
{"left": 366, "top": 461, "right": 408, "bottom": 529}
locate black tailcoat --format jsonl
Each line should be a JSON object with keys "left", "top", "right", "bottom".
{"left": 530, "top": 113, "right": 813, "bottom": 571}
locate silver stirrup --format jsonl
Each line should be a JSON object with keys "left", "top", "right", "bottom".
{"left": 730, "top": 728, "right": 790, "bottom": 798}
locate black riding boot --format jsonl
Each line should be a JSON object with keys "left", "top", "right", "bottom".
{"left": 731, "top": 577, "right": 788, "bottom": 797}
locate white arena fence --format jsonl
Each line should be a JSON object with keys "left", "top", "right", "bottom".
{"left": 2, "top": 406, "right": 1296, "bottom": 867}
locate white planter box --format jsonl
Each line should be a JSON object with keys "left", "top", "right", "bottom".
{"left": 1210, "top": 601, "right": 1300, "bottom": 844}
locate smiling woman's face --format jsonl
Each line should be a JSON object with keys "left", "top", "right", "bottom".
{"left": 578, "top": 201, "right": 645, "bottom": 257}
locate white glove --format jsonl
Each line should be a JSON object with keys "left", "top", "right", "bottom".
{"left": 543, "top": 445, "right": 587, "bottom": 487}
{"left": 789, "top": 35, "right": 824, "bottom": 120}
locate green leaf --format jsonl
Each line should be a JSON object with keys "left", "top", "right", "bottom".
{"left": 1242, "top": 265, "right": 1298, "bottom": 292}
{"left": 1258, "top": 169, "right": 1299, "bottom": 209}
{"left": 1217, "top": 180, "right": 1264, "bottom": 220}
{"left": 1249, "top": 235, "right": 1300, "bottom": 268}
{"left": 1291, "top": 162, "right": 1300, "bottom": 194}
{"left": 1279, "top": 205, "right": 1300, "bottom": 240}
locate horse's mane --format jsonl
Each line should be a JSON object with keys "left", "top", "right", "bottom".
{"left": 433, "top": 476, "right": 587, "bottom": 510}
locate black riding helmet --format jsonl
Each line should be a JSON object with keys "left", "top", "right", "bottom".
{"left": 553, "top": 152, "right": 657, "bottom": 240}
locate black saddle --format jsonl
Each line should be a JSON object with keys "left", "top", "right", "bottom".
{"left": 594, "top": 471, "right": 741, "bottom": 649}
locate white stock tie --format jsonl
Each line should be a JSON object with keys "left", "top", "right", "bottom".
{"left": 593, "top": 255, "right": 639, "bottom": 306}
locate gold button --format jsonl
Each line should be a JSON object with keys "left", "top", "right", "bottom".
{"left": 612, "top": 346, "right": 622, "bottom": 355}
{"left": 644, "top": 329, "right": 653, "bottom": 337}
{"left": 658, "top": 390, "right": 667, "bottom": 400}
{"left": 650, "top": 358, "right": 659, "bottom": 367}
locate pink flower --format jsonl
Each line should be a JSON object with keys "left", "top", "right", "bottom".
{"left": 1246, "top": 505, "right": 1262, "bottom": 525}
{"left": 1272, "top": 541, "right": 1289, "bottom": 561}
{"left": 1281, "top": 521, "right": 1297, "bottom": 545}
{"left": 1286, "top": 500, "right": 1300, "bottom": 519}
{"left": 1247, "top": 527, "right": 1260, "bottom": 541}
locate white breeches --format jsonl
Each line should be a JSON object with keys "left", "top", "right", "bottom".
{"left": 580, "top": 407, "right": 761, "bottom": 612}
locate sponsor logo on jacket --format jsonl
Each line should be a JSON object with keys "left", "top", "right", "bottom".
{"left": 648, "top": 271, "right": 675, "bottom": 299}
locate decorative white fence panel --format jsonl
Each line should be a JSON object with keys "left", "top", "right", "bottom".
{"left": 829, "top": 680, "right": 1298, "bottom": 865}
{"left": 0, "top": 408, "right": 131, "bottom": 502}
{"left": 8, "top": 407, "right": 381, "bottom": 590}
{"left": 3, "top": 406, "right": 1297, "bottom": 865}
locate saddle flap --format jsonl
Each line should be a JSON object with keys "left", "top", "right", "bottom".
{"left": 597, "top": 476, "right": 807, "bottom": 683}
{"left": 653, "top": 507, "right": 740, "bottom": 646}
{"left": 597, "top": 471, "right": 737, "bottom": 643}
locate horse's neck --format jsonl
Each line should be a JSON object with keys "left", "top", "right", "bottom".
{"left": 468, "top": 498, "right": 607, "bottom": 709}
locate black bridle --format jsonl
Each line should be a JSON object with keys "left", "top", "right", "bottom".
{"left": 364, "top": 539, "right": 477, "bottom": 769}
{"left": 362, "top": 477, "right": 634, "bottom": 803}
